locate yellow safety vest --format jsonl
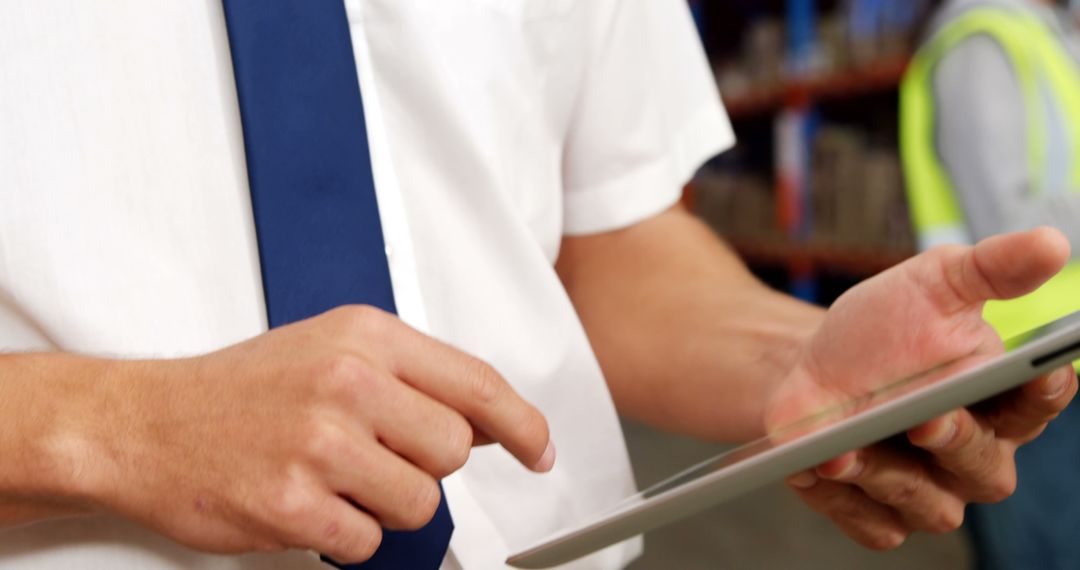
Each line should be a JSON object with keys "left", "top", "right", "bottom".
{"left": 901, "top": 7, "right": 1080, "bottom": 368}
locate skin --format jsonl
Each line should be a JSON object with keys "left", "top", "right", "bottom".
{"left": 558, "top": 205, "right": 1076, "bottom": 550}
{"left": 0, "top": 307, "right": 553, "bottom": 563}
{"left": 0, "top": 205, "right": 1074, "bottom": 561}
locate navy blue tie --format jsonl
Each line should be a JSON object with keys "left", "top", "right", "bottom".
{"left": 221, "top": 1, "right": 453, "bottom": 568}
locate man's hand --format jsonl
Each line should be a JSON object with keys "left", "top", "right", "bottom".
{"left": 767, "top": 228, "right": 1077, "bottom": 549}
{"left": 19, "top": 306, "right": 553, "bottom": 563}
{"left": 560, "top": 207, "right": 1074, "bottom": 551}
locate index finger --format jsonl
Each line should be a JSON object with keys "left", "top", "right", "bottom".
{"left": 376, "top": 317, "right": 554, "bottom": 473}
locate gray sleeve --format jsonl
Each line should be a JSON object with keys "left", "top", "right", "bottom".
{"left": 934, "top": 35, "right": 1080, "bottom": 254}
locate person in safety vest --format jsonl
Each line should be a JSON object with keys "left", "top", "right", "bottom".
{"left": 902, "top": 1, "right": 1080, "bottom": 568}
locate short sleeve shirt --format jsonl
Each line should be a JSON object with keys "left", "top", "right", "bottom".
{"left": 0, "top": 1, "right": 734, "bottom": 568}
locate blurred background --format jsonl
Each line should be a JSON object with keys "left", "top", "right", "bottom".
{"left": 690, "top": 0, "right": 929, "bottom": 305}
{"left": 624, "top": 0, "right": 1080, "bottom": 567}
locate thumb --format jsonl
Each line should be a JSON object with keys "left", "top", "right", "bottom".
{"left": 917, "top": 227, "right": 1070, "bottom": 313}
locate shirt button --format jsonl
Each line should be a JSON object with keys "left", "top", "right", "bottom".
{"left": 384, "top": 244, "right": 394, "bottom": 262}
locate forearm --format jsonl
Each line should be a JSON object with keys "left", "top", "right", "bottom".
{"left": 557, "top": 205, "right": 823, "bottom": 442}
{"left": 0, "top": 353, "right": 116, "bottom": 530}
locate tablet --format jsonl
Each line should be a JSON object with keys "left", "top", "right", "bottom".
{"left": 507, "top": 312, "right": 1080, "bottom": 569}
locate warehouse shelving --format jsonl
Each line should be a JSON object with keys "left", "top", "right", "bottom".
{"left": 692, "top": 0, "right": 935, "bottom": 301}
{"left": 722, "top": 58, "right": 910, "bottom": 119}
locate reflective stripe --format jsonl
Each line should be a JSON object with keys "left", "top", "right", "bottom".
{"left": 901, "top": 7, "right": 1080, "bottom": 351}
{"left": 902, "top": 9, "right": 1047, "bottom": 236}
{"left": 901, "top": 59, "right": 966, "bottom": 232}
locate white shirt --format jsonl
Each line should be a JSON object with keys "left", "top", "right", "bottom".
{"left": 0, "top": 1, "right": 733, "bottom": 568}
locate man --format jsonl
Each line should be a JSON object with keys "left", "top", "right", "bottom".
{"left": 902, "top": 0, "right": 1080, "bottom": 567}
{"left": 0, "top": 1, "right": 1074, "bottom": 569}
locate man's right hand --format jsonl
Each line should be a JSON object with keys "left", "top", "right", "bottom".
{"left": 16, "top": 306, "right": 553, "bottom": 563}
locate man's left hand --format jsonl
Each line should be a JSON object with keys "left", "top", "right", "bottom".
{"left": 767, "top": 228, "right": 1078, "bottom": 549}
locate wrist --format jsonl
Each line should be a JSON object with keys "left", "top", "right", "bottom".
{"left": 0, "top": 353, "right": 129, "bottom": 522}
{"left": 750, "top": 295, "right": 823, "bottom": 439}
{"left": 29, "top": 355, "right": 146, "bottom": 515}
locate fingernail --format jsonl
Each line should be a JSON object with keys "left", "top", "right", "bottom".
{"left": 533, "top": 441, "right": 556, "bottom": 473}
{"left": 1043, "top": 370, "right": 1072, "bottom": 400}
{"left": 835, "top": 459, "right": 864, "bottom": 480}
{"left": 924, "top": 416, "right": 958, "bottom": 449}
{"left": 881, "top": 531, "right": 908, "bottom": 550}
{"left": 788, "top": 471, "right": 819, "bottom": 489}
